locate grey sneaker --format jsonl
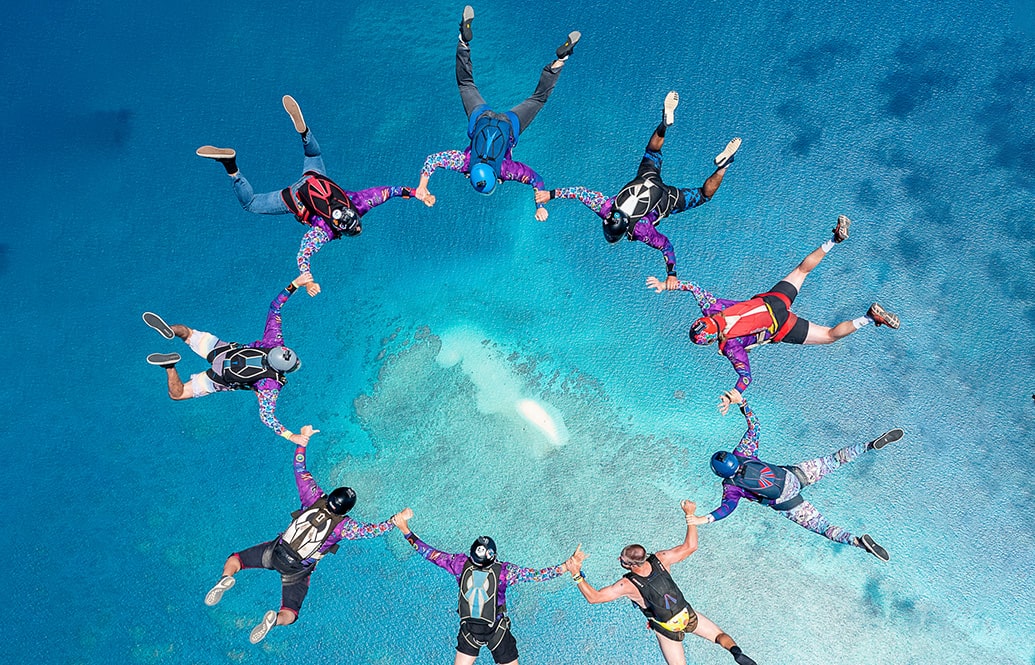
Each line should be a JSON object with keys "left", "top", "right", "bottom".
{"left": 869, "top": 428, "right": 904, "bottom": 450}
{"left": 146, "top": 352, "right": 181, "bottom": 368}
{"left": 459, "top": 6, "right": 474, "bottom": 44}
{"left": 249, "top": 610, "right": 278, "bottom": 644}
{"left": 204, "top": 576, "right": 235, "bottom": 606}
{"left": 556, "top": 30, "right": 580, "bottom": 60}
{"left": 833, "top": 214, "right": 851, "bottom": 243}
{"left": 714, "top": 137, "right": 741, "bottom": 169}
{"left": 142, "top": 312, "right": 174, "bottom": 339}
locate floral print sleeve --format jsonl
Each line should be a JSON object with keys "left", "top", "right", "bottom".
{"left": 501, "top": 561, "right": 564, "bottom": 586}
{"left": 337, "top": 515, "right": 396, "bottom": 540}
{"left": 421, "top": 150, "right": 469, "bottom": 178}
{"left": 673, "top": 279, "right": 721, "bottom": 314}
{"left": 733, "top": 399, "right": 761, "bottom": 458}
{"left": 552, "top": 186, "right": 611, "bottom": 218}
{"left": 297, "top": 226, "right": 331, "bottom": 275}
{"left": 256, "top": 385, "right": 286, "bottom": 434}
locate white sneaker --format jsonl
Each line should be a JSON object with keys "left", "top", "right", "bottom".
{"left": 249, "top": 610, "right": 278, "bottom": 644}
{"left": 204, "top": 576, "right": 235, "bottom": 606}
{"left": 714, "top": 137, "right": 741, "bottom": 169}
{"left": 663, "top": 91, "right": 679, "bottom": 127}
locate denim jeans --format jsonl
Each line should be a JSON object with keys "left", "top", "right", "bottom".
{"left": 231, "top": 133, "right": 326, "bottom": 214}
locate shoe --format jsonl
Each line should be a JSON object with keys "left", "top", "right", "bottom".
{"left": 869, "top": 428, "right": 904, "bottom": 450}
{"left": 204, "top": 576, "right": 235, "bottom": 607}
{"left": 662, "top": 91, "right": 679, "bottom": 127}
{"left": 833, "top": 214, "right": 852, "bottom": 243}
{"left": 249, "top": 610, "right": 278, "bottom": 644}
{"left": 146, "top": 352, "right": 181, "bottom": 368}
{"left": 142, "top": 312, "right": 174, "bottom": 340}
{"left": 859, "top": 534, "right": 890, "bottom": 562}
{"left": 714, "top": 138, "right": 741, "bottom": 169}
{"left": 459, "top": 5, "right": 474, "bottom": 44}
{"left": 867, "top": 303, "right": 900, "bottom": 329}
{"left": 556, "top": 30, "right": 580, "bottom": 60}
{"left": 196, "top": 145, "right": 236, "bottom": 161}
{"left": 282, "top": 95, "right": 307, "bottom": 134}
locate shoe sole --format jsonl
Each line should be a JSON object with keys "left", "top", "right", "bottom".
{"left": 204, "top": 576, "right": 235, "bottom": 606}
{"left": 556, "top": 30, "right": 580, "bottom": 59}
{"left": 282, "top": 96, "right": 307, "bottom": 134}
{"left": 870, "top": 428, "right": 904, "bottom": 450}
{"left": 250, "top": 611, "right": 278, "bottom": 644}
{"left": 663, "top": 91, "right": 679, "bottom": 126}
{"left": 142, "top": 311, "right": 174, "bottom": 339}
{"left": 715, "top": 137, "right": 741, "bottom": 168}
{"left": 196, "top": 145, "right": 235, "bottom": 159}
{"left": 147, "top": 352, "right": 180, "bottom": 366}
{"left": 860, "top": 535, "right": 889, "bottom": 562}
{"left": 869, "top": 303, "right": 900, "bottom": 329}
{"left": 833, "top": 214, "right": 852, "bottom": 242}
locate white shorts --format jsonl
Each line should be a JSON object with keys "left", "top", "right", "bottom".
{"left": 184, "top": 330, "right": 228, "bottom": 398}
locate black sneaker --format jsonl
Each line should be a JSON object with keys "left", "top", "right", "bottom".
{"left": 859, "top": 534, "right": 890, "bottom": 562}
{"left": 556, "top": 30, "right": 580, "bottom": 60}
{"left": 459, "top": 5, "right": 474, "bottom": 44}
{"left": 869, "top": 428, "right": 904, "bottom": 450}
{"left": 147, "top": 352, "right": 181, "bottom": 368}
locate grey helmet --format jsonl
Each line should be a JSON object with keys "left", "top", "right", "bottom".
{"left": 267, "top": 346, "right": 301, "bottom": 373}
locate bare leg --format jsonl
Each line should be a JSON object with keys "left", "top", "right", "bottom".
{"left": 165, "top": 367, "right": 191, "bottom": 400}
{"left": 803, "top": 320, "right": 858, "bottom": 345}
{"left": 220, "top": 555, "right": 242, "bottom": 577}
{"left": 453, "top": 652, "right": 478, "bottom": 665}
{"left": 782, "top": 244, "right": 829, "bottom": 292}
{"left": 701, "top": 165, "right": 728, "bottom": 198}
{"left": 655, "top": 632, "right": 688, "bottom": 665}
{"left": 171, "top": 324, "right": 191, "bottom": 341}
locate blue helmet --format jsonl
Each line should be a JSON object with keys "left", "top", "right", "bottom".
{"left": 710, "top": 451, "right": 740, "bottom": 478}
{"left": 470, "top": 162, "right": 498, "bottom": 195}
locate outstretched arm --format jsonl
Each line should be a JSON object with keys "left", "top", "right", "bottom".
{"left": 502, "top": 560, "right": 565, "bottom": 586}
{"left": 338, "top": 514, "right": 396, "bottom": 540}
{"left": 347, "top": 185, "right": 427, "bottom": 214}
{"left": 656, "top": 500, "right": 700, "bottom": 566}
{"left": 536, "top": 186, "right": 611, "bottom": 219}
{"left": 719, "top": 341, "right": 753, "bottom": 414}
{"left": 297, "top": 228, "right": 331, "bottom": 295}
{"left": 258, "top": 275, "right": 312, "bottom": 345}
{"left": 414, "top": 150, "right": 467, "bottom": 204}
{"left": 691, "top": 484, "right": 747, "bottom": 525}
{"left": 392, "top": 512, "right": 467, "bottom": 579}
{"left": 649, "top": 277, "right": 721, "bottom": 315}
{"left": 732, "top": 397, "right": 760, "bottom": 457}
{"left": 564, "top": 545, "right": 631, "bottom": 604}
{"left": 636, "top": 223, "right": 679, "bottom": 289}
{"left": 500, "top": 160, "right": 548, "bottom": 220}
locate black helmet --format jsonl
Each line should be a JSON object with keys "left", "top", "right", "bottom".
{"left": 330, "top": 203, "right": 362, "bottom": 236}
{"left": 470, "top": 536, "right": 497, "bottom": 567}
{"left": 326, "top": 487, "right": 357, "bottom": 515}
{"left": 602, "top": 208, "right": 631, "bottom": 243}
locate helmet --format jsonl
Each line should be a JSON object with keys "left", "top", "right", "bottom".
{"left": 267, "top": 346, "right": 301, "bottom": 373}
{"left": 470, "top": 162, "right": 498, "bottom": 196}
{"left": 330, "top": 202, "right": 361, "bottom": 236}
{"left": 710, "top": 451, "right": 740, "bottom": 478}
{"left": 689, "top": 317, "right": 720, "bottom": 345}
{"left": 470, "top": 536, "right": 497, "bottom": 567}
{"left": 602, "top": 208, "right": 631, "bottom": 243}
{"left": 326, "top": 487, "right": 357, "bottom": 515}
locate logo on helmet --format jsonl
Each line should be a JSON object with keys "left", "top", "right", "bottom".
{"left": 689, "top": 317, "right": 719, "bottom": 345}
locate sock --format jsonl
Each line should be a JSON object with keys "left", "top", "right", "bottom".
{"left": 655, "top": 121, "right": 668, "bottom": 138}
{"left": 821, "top": 239, "right": 835, "bottom": 253}
{"left": 220, "top": 157, "right": 238, "bottom": 176}
{"left": 852, "top": 316, "right": 871, "bottom": 330}
{"left": 300, "top": 128, "right": 310, "bottom": 144}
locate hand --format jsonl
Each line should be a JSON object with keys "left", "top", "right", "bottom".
{"left": 535, "top": 207, "right": 549, "bottom": 222}
{"left": 414, "top": 185, "right": 432, "bottom": 203}
{"left": 564, "top": 543, "right": 587, "bottom": 574}
{"left": 305, "top": 281, "right": 321, "bottom": 297}
{"left": 718, "top": 389, "right": 742, "bottom": 415}
{"left": 289, "top": 425, "right": 320, "bottom": 447}
{"left": 687, "top": 514, "right": 710, "bottom": 526}
{"left": 534, "top": 189, "right": 551, "bottom": 204}
{"left": 665, "top": 275, "right": 679, "bottom": 291}
{"left": 421, "top": 193, "right": 436, "bottom": 207}
{"left": 680, "top": 500, "right": 697, "bottom": 515}
{"left": 646, "top": 276, "right": 667, "bottom": 293}
{"left": 391, "top": 508, "right": 413, "bottom": 529}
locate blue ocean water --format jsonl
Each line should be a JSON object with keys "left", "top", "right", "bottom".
{"left": 1, "top": 0, "right": 1033, "bottom": 663}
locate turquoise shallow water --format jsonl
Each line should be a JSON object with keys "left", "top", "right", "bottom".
{"left": 1, "top": 0, "right": 1033, "bottom": 663}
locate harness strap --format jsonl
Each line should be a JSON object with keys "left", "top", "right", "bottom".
{"left": 753, "top": 290, "right": 799, "bottom": 343}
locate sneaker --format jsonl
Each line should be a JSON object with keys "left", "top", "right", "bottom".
{"left": 204, "top": 576, "right": 236, "bottom": 607}
{"left": 869, "top": 428, "right": 904, "bottom": 450}
{"left": 714, "top": 137, "right": 741, "bottom": 169}
{"left": 282, "top": 95, "right": 307, "bottom": 134}
{"left": 195, "top": 145, "right": 236, "bottom": 162}
{"left": 249, "top": 610, "right": 278, "bottom": 644}
{"left": 142, "top": 311, "right": 174, "bottom": 340}
{"left": 833, "top": 214, "right": 852, "bottom": 243}
{"left": 859, "top": 534, "right": 890, "bottom": 562}
{"left": 146, "top": 352, "right": 181, "bottom": 368}
{"left": 555, "top": 30, "right": 581, "bottom": 60}
{"left": 867, "top": 303, "right": 900, "bottom": 329}
{"left": 459, "top": 5, "right": 474, "bottom": 45}
{"left": 662, "top": 91, "right": 679, "bottom": 127}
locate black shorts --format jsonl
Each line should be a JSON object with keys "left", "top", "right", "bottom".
{"left": 762, "top": 280, "right": 810, "bottom": 345}
{"left": 456, "top": 618, "right": 518, "bottom": 664}
{"left": 235, "top": 540, "right": 315, "bottom": 617}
